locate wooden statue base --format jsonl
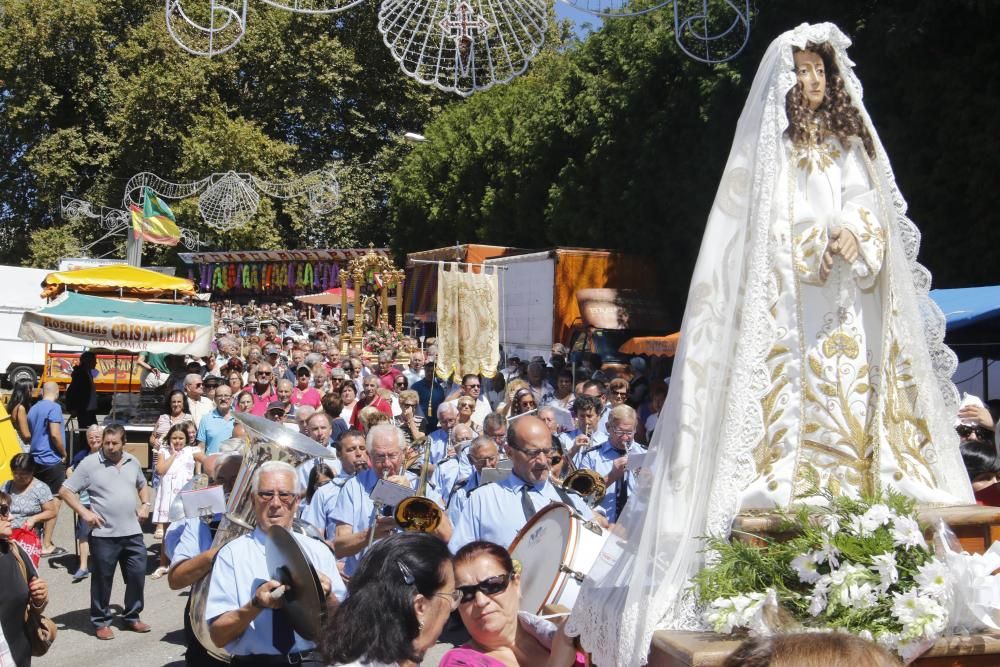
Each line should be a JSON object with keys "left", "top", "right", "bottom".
{"left": 646, "top": 505, "right": 1000, "bottom": 667}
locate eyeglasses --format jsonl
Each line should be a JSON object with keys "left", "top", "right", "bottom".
{"left": 371, "top": 452, "right": 401, "bottom": 463}
{"left": 0, "top": 504, "right": 9, "bottom": 517}
{"left": 610, "top": 390, "right": 628, "bottom": 397}
{"left": 192, "top": 382, "right": 203, "bottom": 387}
{"left": 215, "top": 394, "right": 232, "bottom": 400}
{"left": 464, "top": 384, "right": 480, "bottom": 390}
{"left": 457, "top": 572, "right": 514, "bottom": 604}
{"left": 508, "top": 443, "right": 554, "bottom": 460}
{"left": 257, "top": 372, "right": 272, "bottom": 377}
{"left": 549, "top": 454, "right": 563, "bottom": 465}
{"left": 611, "top": 428, "right": 636, "bottom": 437}
{"left": 434, "top": 590, "right": 462, "bottom": 609}
{"left": 256, "top": 490, "right": 297, "bottom": 504}
{"left": 459, "top": 403, "right": 474, "bottom": 410}
{"left": 403, "top": 403, "right": 419, "bottom": 409}
{"left": 469, "top": 455, "right": 500, "bottom": 466}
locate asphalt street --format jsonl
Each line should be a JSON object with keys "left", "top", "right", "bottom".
{"left": 37, "top": 504, "right": 459, "bottom": 666}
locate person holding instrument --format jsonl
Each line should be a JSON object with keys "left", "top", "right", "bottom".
{"left": 331, "top": 424, "right": 451, "bottom": 577}
{"left": 206, "top": 461, "right": 346, "bottom": 665}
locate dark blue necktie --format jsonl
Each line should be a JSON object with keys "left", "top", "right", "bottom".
{"left": 272, "top": 608, "right": 295, "bottom": 654}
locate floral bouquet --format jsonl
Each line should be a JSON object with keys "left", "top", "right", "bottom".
{"left": 363, "top": 328, "right": 405, "bottom": 355}
{"left": 692, "top": 492, "right": 958, "bottom": 661}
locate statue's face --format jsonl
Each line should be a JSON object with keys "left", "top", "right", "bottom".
{"left": 794, "top": 50, "right": 826, "bottom": 111}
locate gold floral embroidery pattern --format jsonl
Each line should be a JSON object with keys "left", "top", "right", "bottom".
{"left": 794, "top": 136, "right": 841, "bottom": 174}
{"left": 882, "top": 338, "right": 937, "bottom": 488}
{"left": 753, "top": 342, "right": 791, "bottom": 491}
{"left": 855, "top": 207, "right": 885, "bottom": 269}
{"left": 793, "top": 327, "right": 875, "bottom": 500}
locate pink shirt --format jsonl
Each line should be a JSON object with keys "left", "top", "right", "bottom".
{"left": 242, "top": 383, "right": 278, "bottom": 416}
{"left": 291, "top": 386, "right": 322, "bottom": 409}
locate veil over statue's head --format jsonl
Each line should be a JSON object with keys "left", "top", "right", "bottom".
{"left": 564, "top": 22, "right": 973, "bottom": 667}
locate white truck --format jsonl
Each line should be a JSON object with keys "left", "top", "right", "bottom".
{"left": 0, "top": 265, "right": 51, "bottom": 387}
{"left": 485, "top": 248, "right": 669, "bottom": 369}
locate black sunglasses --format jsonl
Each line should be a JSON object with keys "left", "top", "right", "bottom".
{"left": 457, "top": 572, "right": 514, "bottom": 604}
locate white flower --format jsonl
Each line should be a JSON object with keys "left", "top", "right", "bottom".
{"left": 704, "top": 591, "right": 775, "bottom": 634}
{"left": 892, "top": 589, "right": 947, "bottom": 641}
{"left": 870, "top": 552, "right": 899, "bottom": 592}
{"left": 827, "top": 562, "right": 879, "bottom": 611}
{"left": 813, "top": 533, "right": 840, "bottom": 568}
{"left": 807, "top": 576, "right": 830, "bottom": 617}
{"left": 860, "top": 504, "right": 894, "bottom": 533}
{"left": 792, "top": 553, "right": 822, "bottom": 584}
{"left": 891, "top": 514, "right": 928, "bottom": 550}
{"left": 848, "top": 514, "right": 872, "bottom": 537}
{"left": 821, "top": 513, "right": 841, "bottom": 536}
{"left": 915, "top": 559, "right": 952, "bottom": 598}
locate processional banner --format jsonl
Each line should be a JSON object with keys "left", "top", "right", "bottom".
{"left": 435, "top": 263, "right": 499, "bottom": 380}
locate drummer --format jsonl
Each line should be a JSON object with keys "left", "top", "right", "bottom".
{"left": 206, "top": 461, "right": 346, "bottom": 665}
{"left": 330, "top": 424, "right": 452, "bottom": 577}
{"left": 448, "top": 416, "right": 600, "bottom": 554}
{"left": 576, "top": 404, "right": 644, "bottom": 524}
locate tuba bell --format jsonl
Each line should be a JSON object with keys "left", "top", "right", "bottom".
{"left": 394, "top": 427, "right": 443, "bottom": 534}
{"left": 561, "top": 429, "right": 607, "bottom": 503}
{"left": 187, "top": 413, "right": 338, "bottom": 663}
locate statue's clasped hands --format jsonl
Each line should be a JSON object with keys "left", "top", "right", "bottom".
{"left": 819, "top": 226, "right": 860, "bottom": 283}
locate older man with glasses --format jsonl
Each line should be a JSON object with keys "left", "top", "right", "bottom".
{"left": 185, "top": 373, "right": 215, "bottom": 429}
{"left": 576, "top": 404, "right": 644, "bottom": 523}
{"left": 448, "top": 415, "right": 598, "bottom": 553}
{"left": 206, "top": 461, "right": 346, "bottom": 665}
{"left": 196, "top": 387, "right": 236, "bottom": 455}
{"left": 243, "top": 362, "right": 278, "bottom": 417}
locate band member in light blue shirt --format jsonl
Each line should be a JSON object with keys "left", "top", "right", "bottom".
{"left": 206, "top": 461, "right": 346, "bottom": 662}
{"left": 577, "top": 404, "right": 644, "bottom": 523}
{"left": 445, "top": 436, "right": 500, "bottom": 524}
{"left": 448, "top": 416, "right": 601, "bottom": 553}
{"left": 331, "top": 424, "right": 451, "bottom": 576}
{"left": 299, "top": 430, "right": 368, "bottom": 539}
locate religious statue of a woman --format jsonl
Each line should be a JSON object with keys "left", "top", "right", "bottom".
{"left": 564, "top": 22, "right": 973, "bottom": 667}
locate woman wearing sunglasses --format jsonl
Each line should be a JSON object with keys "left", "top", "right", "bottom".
{"left": 440, "top": 541, "right": 586, "bottom": 667}
{"left": 0, "top": 490, "right": 50, "bottom": 666}
{"left": 322, "top": 533, "right": 457, "bottom": 667}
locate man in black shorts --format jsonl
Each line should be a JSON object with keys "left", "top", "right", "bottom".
{"left": 27, "top": 381, "right": 68, "bottom": 556}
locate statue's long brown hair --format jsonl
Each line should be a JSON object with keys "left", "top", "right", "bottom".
{"left": 785, "top": 41, "right": 876, "bottom": 159}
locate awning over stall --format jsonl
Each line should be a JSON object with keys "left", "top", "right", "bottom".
{"left": 41, "top": 264, "right": 196, "bottom": 299}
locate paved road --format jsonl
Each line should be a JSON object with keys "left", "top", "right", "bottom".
{"left": 38, "top": 504, "right": 460, "bottom": 666}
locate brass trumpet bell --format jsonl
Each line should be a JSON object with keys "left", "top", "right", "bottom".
{"left": 563, "top": 468, "right": 607, "bottom": 501}
{"left": 394, "top": 495, "right": 443, "bottom": 533}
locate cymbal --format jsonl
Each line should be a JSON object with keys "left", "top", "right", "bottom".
{"left": 265, "top": 525, "right": 326, "bottom": 641}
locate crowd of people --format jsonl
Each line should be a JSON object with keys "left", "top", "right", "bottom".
{"left": 1, "top": 302, "right": 997, "bottom": 666}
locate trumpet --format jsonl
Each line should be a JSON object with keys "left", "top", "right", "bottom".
{"left": 394, "top": 430, "right": 443, "bottom": 534}
{"left": 562, "top": 428, "right": 607, "bottom": 502}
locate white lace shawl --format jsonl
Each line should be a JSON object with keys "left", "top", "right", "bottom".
{"left": 564, "top": 22, "right": 971, "bottom": 667}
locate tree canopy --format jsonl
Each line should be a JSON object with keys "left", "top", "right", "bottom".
{"left": 390, "top": 0, "right": 1000, "bottom": 320}
{"left": 0, "top": 0, "right": 450, "bottom": 267}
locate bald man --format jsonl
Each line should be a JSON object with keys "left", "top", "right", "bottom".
{"left": 448, "top": 415, "right": 595, "bottom": 553}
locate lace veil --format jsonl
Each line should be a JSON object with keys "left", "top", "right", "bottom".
{"left": 564, "top": 22, "right": 972, "bottom": 666}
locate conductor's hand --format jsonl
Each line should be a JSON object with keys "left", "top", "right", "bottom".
{"left": 253, "top": 580, "right": 287, "bottom": 610}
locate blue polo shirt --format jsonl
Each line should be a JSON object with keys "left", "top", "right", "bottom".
{"left": 196, "top": 409, "right": 235, "bottom": 454}
{"left": 27, "top": 399, "right": 64, "bottom": 466}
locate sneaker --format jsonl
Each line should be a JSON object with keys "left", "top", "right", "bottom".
{"left": 72, "top": 569, "right": 90, "bottom": 582}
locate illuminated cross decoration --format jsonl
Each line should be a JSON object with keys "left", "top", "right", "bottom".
{"left": 439, "top": 2, "right": 492, "bottom": 74}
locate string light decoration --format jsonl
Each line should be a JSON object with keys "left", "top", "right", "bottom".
{"left": 122, "top": 169, "right": 340, "bottom": 233}
{"left": 165, "top": 0, "right": 750, "bottom": 92}
{"left": 60, "top": 195, "right": 204, "bottom": 251}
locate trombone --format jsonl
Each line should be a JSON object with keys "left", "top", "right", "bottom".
{"left": 562, "top": 427, "right": 607, "bottom": 503}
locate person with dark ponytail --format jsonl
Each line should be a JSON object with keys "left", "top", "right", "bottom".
{"left": 321, "top": 533, "right": 458, "bottom": 667}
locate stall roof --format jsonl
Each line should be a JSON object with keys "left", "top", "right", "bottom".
{"left": 929, "top": 285, "right": 1000, "bottom": 361}
{"left": 177, "top": 248, "right": 388, "bottom": 264}
{"left": 42, "top": 264, "right": 196, "bottom": 298}
{"left": 19, "top": 292, "right": 213, "bottom": 355}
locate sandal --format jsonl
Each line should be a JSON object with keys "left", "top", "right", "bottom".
{"left": 153, "top": 527, "right": 164, "bottom": 540}
{"left": 41, "top": 546, "right": 67, "bottom": 558}
{"left": 151, "top": 566, "right": 169, "bottom": 580}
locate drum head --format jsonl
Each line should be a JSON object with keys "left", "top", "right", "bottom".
{"left": 509, "top": 504, "right": 572, "bottom": 614}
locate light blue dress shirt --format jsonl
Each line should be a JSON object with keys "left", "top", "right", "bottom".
{"left": 296, "top": 447, "right": 343, "bottom": 493}
{"left": 432, "top": 457, "right": 462, "bottom": 502}
{"left": 425, "top": 429, "right": 452, "bottom": 464}
{"left": 560, "top": 429, "right": 608, "bottom": 467}
{"left": 445, "top": 468, "right": 483, "bottom": 525}
{"left": 205, "top": 528, "right": 346, "bottom": 656}
{"left": 447, "top": 473, "right": 592, "bottom": 553}
{"left": 163, "top": 518, "right": 196, "bottom": 563}
{"left": 578, "top": 440, "right": 644, "bottom": 523}
{"left": 168, "top": 516, "right": 217, "bottom": 566}
{"left": 330, "top": 468, "right": 444, "bottom": 576}
{"left": 300, "top": 472, "right": 352, "bottom": 539}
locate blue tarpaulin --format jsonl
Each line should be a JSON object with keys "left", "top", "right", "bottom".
{"left": 929, "top": 286, "right": 1000, "bottom": 361}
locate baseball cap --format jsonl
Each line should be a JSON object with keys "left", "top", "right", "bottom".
{"left": 266, "top": 346, "right": 280, "bottom": 355}
{"left": 266, "top": 400, "right": 286, "bottom": 414}
{"left": 203, "top": 374, "right": 224, "bottom": 387}
{"left": 330, "top": 368, "right": 346, "bottom": 379}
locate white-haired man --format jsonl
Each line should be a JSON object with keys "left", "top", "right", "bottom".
{"left": 331, "top": 424, "right": 451, "bottom": 576}
{"left": 576, "top": 404, "right": 644, "bottom": 523}
{"left": 444, "top": 435, "right": 499, "bottom": 524}
{"left": 206, "top": 461, "right": 345, "bottom": 664}
{"left": 425, "top": 402, "right": 458, "bottom": 465}
{"left": 185, "top": 373, "right": 215, "bottom": 428}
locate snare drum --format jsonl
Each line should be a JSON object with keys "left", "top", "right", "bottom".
{"left": 509, "top": 503, "right": 609, "bottom": 614}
